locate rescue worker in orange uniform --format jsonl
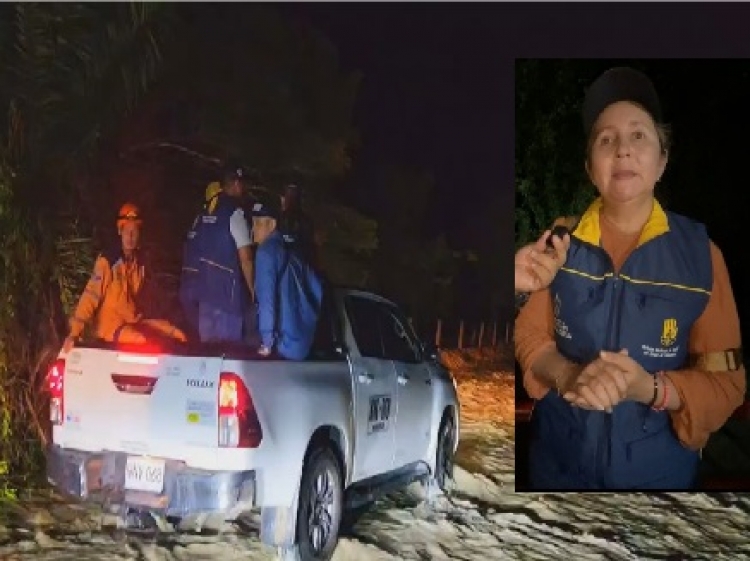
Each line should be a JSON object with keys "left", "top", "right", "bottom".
{"left": 63, "top": 203, "right": 187, "bottom": 352}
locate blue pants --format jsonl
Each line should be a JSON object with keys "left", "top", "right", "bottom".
{"left": 198, "top": 302, "right": 244, "bottom": 344}
{"left": 243, "top": 303, "right": 261, "bottom": 347}
{"left": 179, "top": 290, "right": 199, "bottom": 335}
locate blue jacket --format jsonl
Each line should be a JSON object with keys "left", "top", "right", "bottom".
{"left": 530, "top": 198, "right": 712, "bottom": 490}
{"left": 255, "top": 230, "right": 323, "bottom": 360}
{"left": 194, "top": 192, "right": 249, "bottom": 317}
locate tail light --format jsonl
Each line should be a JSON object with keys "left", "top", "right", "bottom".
{"left": 218, "top": 372, "right": 262, "bottom": 448}
{"left": 48, "top": 358, "right": 66, "bottom": 425}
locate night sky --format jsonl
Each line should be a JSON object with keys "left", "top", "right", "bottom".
{"left": 280, "top": 3, "right": 511, "bottom": 252}
{"left": 267, "top": 3, "right": 750, "bottom": 337}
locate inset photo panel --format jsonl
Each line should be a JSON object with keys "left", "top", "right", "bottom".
{"left": 514, "top": 59, "right": 748, "bottom": 493}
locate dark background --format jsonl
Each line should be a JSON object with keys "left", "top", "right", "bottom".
{"left": 280, "top": 4, "right": 513, "bottom": 330}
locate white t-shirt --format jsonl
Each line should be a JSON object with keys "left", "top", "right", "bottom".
{"left": 229, "top": 208, "right": 252, "bottom": 249}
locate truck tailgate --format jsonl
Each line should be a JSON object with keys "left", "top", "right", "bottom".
{"left": 58, "top": 348, "right": 223, "bottom": 467}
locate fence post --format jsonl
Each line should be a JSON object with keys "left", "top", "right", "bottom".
{"left": 491, "top": 320, "right": 498, "bottom": 347}
{"left": 505, "top": 321, "right": 510, "bottom": 343}
{"left": 458, "top": 320, "right": 464, "bottom": 349}
{"left": 435, "top": 318, "right": 442, "bottom": 348}
{"left": 478, "top": 322, "right": 485, "bottom": 349}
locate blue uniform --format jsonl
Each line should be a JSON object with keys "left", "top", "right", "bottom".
{"left": 194, "top": 192, "right": 250, "bottom": 343}
{"left": 530, "top": 199, "right": 712, "bottom": 490}
{"left": 255, "top": 230, "right": 322, "bottom": 360}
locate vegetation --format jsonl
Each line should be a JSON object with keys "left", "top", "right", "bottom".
{"left": 0, "top": 2, "right": 171, "bottom": 496}
{"left": 514, "top": 59, "right": 595, "bottom": 247}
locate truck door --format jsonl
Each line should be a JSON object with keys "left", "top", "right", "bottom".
{"left": 344, "top": 295, "right": 398, "bottom": 481}
{"left": 377, "top": 304, "right": 433, "bottom": 468}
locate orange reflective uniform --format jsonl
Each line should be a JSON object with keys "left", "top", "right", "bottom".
{"left": 69, "top": 251, "right": 186, "bottom": 345}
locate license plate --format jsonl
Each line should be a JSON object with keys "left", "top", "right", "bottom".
{"left": 124, "top": 456, "right": 166, "bottom": 493}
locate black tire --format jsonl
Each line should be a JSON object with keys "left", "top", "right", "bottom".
{"left": 434, "top": 415, "right": 456, "bottom": 492}
{"left": 295, "top": 447, "right": 344, "bottom": 561}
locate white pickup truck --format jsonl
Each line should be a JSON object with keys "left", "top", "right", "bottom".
{"left": 46, "top": 286, "right": 460, "bottom": 561}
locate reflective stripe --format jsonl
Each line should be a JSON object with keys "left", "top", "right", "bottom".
{"left": 688, "top": 349, "right": 744, "bottom": 372}
{"left": 199, "top": 257, "right": 235, "bottom": 274}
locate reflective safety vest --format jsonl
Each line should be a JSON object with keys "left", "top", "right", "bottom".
{"left": 194, "top": 192, "right": 249, "bottom": 317}
{"left": 530, "top": 198, "right": 712, "bottom": 490}
{"left": 69, "top": 248, "right": 145, "bottom": 341}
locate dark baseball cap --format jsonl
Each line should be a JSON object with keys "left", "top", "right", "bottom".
{"left": 221, "top": 159, "right": 253, "bottom": 183}
{"left": 250, "top": 197, "right": 281, "bottom": 220}
{"left": 582, "top": 67, "right": 662, "bottom": 138}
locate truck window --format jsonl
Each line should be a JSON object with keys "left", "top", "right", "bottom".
{"left": 378, "top": 304, "right": 422, "bottom": 364}
{"left": 344, "top": 296, "right": 385, "bottom": 359}
{"left": 308, "top": 286, "right": 344, "bottom": 361}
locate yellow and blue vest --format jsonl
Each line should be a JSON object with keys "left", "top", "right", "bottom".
{"left": 194, "top": 192, "right": 249, "bottom": 317}
{"left": 530, "top": 198, "right": 712, "bottom": 490}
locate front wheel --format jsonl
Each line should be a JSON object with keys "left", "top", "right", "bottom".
{"left": 294, "top": 447, "right": 344, "bottom": 561}
{"left": 432, "top": 415, "right": 456, "bottom": 494}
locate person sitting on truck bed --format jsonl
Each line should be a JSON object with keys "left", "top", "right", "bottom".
{"left": 192, "top": 161, "right": 256, "bottom": 345}
{"left": 251, "top": 196, "right": 323, "bottom": 360}
{"left": 63, "top": 203, "right": 187, "bottom": 353}
{"left": 179, "top": 181, "right": 222, "bottom": 338}
{"left": 278, "top": 183, "right": 319, "bottom": 271}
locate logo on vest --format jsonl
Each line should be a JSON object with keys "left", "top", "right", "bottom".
{"left": 660, "top": 318, "right": 678, "bottom": 347}
{"left": 642, "top": 317, "right": 679, "bottom": 359}
{"left": 553, "top": 293, "right": 572, "bottom": 340}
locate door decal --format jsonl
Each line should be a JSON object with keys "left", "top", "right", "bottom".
{"left": 368, "top": 395, "right": 392, "bottom": 434}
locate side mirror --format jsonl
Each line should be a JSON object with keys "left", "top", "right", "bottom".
{"left": 423, "top": 341, "right": 440, "bottom": 362}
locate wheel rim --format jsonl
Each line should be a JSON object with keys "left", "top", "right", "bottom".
{"left": 307, "top": 468, "right": 336, "bottom": 553}
{"left": 438, "top": 422, "right": 454, "bottom": 487}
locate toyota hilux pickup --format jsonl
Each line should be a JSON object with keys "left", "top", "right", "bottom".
{"left": 46, "top": 286, "right": 460, "bottom": 561}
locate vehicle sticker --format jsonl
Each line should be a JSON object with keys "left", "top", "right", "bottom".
{"left": 367, "top": 395, "right": 392, "bottom": 434}
{"left": 187, "top": 379, "right": 214, "bottom": 389}
{"left": 186, "top": 399, "right": 216, "bottom": 426}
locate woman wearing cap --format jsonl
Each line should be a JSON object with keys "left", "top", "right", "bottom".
{"left": 515, "top": 67, "right": 745, "bottom": 490}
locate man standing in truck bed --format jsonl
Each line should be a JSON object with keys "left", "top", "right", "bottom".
{"left": 192, "top": 161, "right": 256, "bottom": 344}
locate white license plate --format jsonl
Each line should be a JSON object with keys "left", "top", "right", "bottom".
{"left": 124, "top": 456, "right": 166, "bottom": 493}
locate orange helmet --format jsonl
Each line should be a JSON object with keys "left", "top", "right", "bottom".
{"left": 117, "top": 202, "right": 143, "bottom": 231}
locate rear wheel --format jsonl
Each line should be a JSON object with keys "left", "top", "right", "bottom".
{"left": 294, "top": 446, "right": 344, "bottom": 561}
